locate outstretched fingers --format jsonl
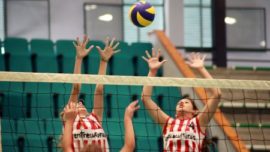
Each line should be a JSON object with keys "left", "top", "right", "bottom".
{"left": 83, "top": 36, "right": 89, "bottom": 48}
{"left": 145, "top": 50, "right": 151, "bottom": 58}
{"left": 150, "top": 48, "right": 163, "bottom": 59}
{"left": 86, "top": 45, "right": 94, "bottom": 54}
{"left": 190, "top": 52, "right": 196, "bottom": 60}
{"left": 201, "top": 54, "right": 206, "bottom": 61}
{"left": 112, "top": 41, "right": 121, "bottom": 54}
{"left": 112, "top": 42, "right": 120, "bottom": 50}
{"left": 73, "top": 36, "right": 90, "bottom": 49}
{"left": 130, "top": 100, "right": 140, "bottom": 111}
{"left": 66, "top": 102, "right": 76, "bottom": 111}
{"left": 109, "top": 37, "right": 115, "bottom": 47}
{"left": 195, "top": 52, "right": 200, "bottom": 59}
{"left": 76, "top": 37, "right": 82, "bottom": 46}
{"left": 73, "top": 41, "right": 78, "bottom": 48}
{"left": 134, "top": 105, "right": 140, "bottom": 111}
{"left": 189, "top": 52, "right": 205, "bottom": 61}
{"left": 130, "top": 100, "right": 139, "bottom": 106}
{"left": 96, "top": 46, "right": 103, "bottom": 56}
{"left": 73, "top": 37, "right": 80, "bottom": 48}
{"left": 160, "top": 59, "right": 167, "bottom": 65}
{"left": 157, "top": 49, "right": 161, "bottom": 59}
{"left": 187, "top": 54, "right": 193, "bottom": 62}
{"left": 151, "top": 48, "right": 156, "bottom": 57}
{"left": 105, "top": 37, "right": 109, "bottom": 48}
{"left": 113, "top": 50, "right": 121, "bottom": 54}
{"left": 142, "top": 56, "right": 149, "bottom": 63}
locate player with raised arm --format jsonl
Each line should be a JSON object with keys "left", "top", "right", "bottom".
{"left": 61, "top": 36, "right": 120, "bottom": 152}
{"left": 141, "top": 50, "right": 221, "bottom": 151}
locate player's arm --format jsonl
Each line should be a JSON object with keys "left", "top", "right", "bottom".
{"left": 186, "top": 53, "right": 221, "bottom": 131}
{"left": 92, "top": 37, "right": 120, "bottom": 122}
{"left": 141, "top": 49, "right": 169, "bottom": 128}
{"left": 120, "top": 100, "right": 140, "bottom": 152}
{"left": 62, "top": 104, "right": 77, "bottom": 152}
{"left": 68, "top": 36, "right": 93, "bottom": 105}
{"left": 63, "top": 124, "right": 73, "bottom": 152}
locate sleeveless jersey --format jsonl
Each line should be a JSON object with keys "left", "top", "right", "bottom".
{"left": 72, "top": 113, "right": 109, "bottom": 152}
{"left": 163, "top": 117, "right": 205, "bottom": 152}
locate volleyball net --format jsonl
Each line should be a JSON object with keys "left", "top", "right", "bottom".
{"left": 1, "top": 72, "right": 270, "bottom": 152}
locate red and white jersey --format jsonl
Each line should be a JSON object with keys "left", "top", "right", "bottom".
{"left": 72, "top": 113, "right": 109, "bottom": 152}
{"left": 163, "top": 117, "right": 205, "bottom": 152}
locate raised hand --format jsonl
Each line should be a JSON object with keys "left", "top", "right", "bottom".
{"left": 142, "top": 49, "right": 167, "bottom": 72}
{"left": 125, "top": 100, "right": 140, "bottom": 119}
{"left": 186, "top": 52, "right": 206, "bottom": 69}
{"left": 96, "top": 37, "right": 120, "bottom": 62}
{"left": 73, "top": 35, "right": 94, "bottom": 59}
{"left": 64, "top": 102, "right": 78, "bottom": 123}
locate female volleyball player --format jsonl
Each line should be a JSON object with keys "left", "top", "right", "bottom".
{"left": 141, "top": 50, "right": 221, "bottom": 152}
{"left": 61, "top": 36, "right": 120, "bottom": 152}
{"left": 63, "top": 100, "right": 140, "bottom": 152}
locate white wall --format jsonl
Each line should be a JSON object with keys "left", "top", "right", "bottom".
{"left": 7, "top": 1, "right": 49, "bottom": 39}
{"left": 165, "top": 0, "right": 184, "bottom": 47}
{"left": 50, "top": 0, "right": 122, "bottom": 41}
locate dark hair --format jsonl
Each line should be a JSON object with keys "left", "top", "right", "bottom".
{"left": 201, "top": 136, "right": 218, "bottom": 152}
{"left": 79, "top": 99, "right": 85, "bottom": 105}
{"left": 181, "top": 94, "right": 198, "bottom": 111}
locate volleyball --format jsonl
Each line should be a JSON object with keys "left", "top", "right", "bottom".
{"left": 128, "top": 1, "right": 156, "bottom": 28}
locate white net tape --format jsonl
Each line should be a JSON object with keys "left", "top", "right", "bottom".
{"left": 0, "top": 72, "right": 269, "bottom": 90}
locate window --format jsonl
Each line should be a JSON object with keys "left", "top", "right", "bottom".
{"left": 226, "top": 8, "right": 266, "bottom": 49}
{"left": 184, "top": 0, "right": 212, "bottom": 47}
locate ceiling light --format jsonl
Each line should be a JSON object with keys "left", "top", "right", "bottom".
{"left": 225, "top": 17, "right": 237, "bottom": 25}
{"left": 85, "top": 5, "right": 97, "bottom": 11}
{"left": 98, "top": 14, "right": 113, "bottom": 22}
{"left": 260, "top": 40, "right": 266, "bottom": 47}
